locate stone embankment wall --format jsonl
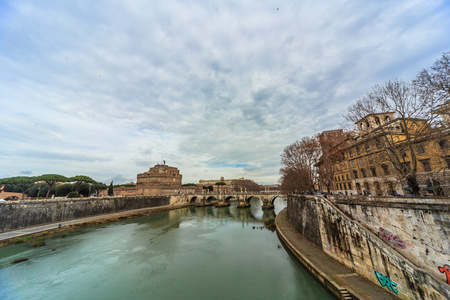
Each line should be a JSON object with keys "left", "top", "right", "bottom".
{"left": 287, "top": 195, "right": 450, "bottom": 299}
{"left": 0, "top": 196, "right": 170, "bottom": 232}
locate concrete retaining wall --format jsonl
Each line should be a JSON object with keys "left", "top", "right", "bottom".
{"left": 0, "top": 196, "right": 170, "bottom": 232}
{"left": 287, "top": 195, "right": 450, "bottom": 299}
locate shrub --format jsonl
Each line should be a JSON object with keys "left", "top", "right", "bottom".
{"left": 67, "top": 191, "right": 79, "bottom": 198}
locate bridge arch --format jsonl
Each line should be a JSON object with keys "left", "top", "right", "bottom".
{"left": 246, "top": 195, "right": 262, "bottom": 204}
{"left": 224, "top": 196, "right": 236, "bottom": 203}
{"left": 189, "top": 196, "right": 198, "bottom": 204}
{"left": 269, "top": 195, "right": 284, "bottom": 206}
{"left": 205, "top": 196, "right": 217, "bottom": 204}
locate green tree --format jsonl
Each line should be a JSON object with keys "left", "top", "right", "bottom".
{"left": 55, "top": 183, "right": 74, "bottom": 197}
{"left": 215, "top": 182, "right": 226, "bottom": 192}
{"left": 70, "top": 175, "right": 96, "bottom": 192}
{"left": 0, "top": 176, "right": 36, "bottom": 200}
{"left": 92, "top": 182, "right": 108, "bottom": 197}
{"left": 36, "top": 174, "right": 69, "bottom": 199}
{"left": 108, "top": 181, "right": 114, "bottom": 196}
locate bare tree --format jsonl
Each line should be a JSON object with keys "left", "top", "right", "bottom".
{"left": 279, "top": 166, "right": 310, "bottom": 193}
{"left": 280, "top": 137, "right": 321, "bottom": 193}
{"left": 316, "top": 131, "right": 347, "bottom": 194}
{"left": 413, "top": 51, "right": 450, "bottom": 116}
{"left": 344, "top": 79, "right": 444, "bottom": 195}
{"left": 231, "top": 179, "right": 260, "bottom": 192}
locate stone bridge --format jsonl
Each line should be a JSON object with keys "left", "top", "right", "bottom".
{"left": 173, "top": 192, "right": 284, "bottom": 209}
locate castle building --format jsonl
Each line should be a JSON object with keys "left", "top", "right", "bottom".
{"left": 136, "top": 163, "right": 182, "bottom": 196}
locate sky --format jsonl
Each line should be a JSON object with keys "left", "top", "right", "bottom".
{"left": 1, "top": 0, "right": 449, "bottom": 185}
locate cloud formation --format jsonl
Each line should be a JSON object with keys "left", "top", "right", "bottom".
{"left": 1, "top": 0, "right": 449, "bottom": 184}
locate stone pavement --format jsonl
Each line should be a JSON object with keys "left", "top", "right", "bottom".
{"left": 0, "top": 203, "right": 187, "bottom": 241}
{"left": 276, "top": 209, "right": 398, "bottom": 300}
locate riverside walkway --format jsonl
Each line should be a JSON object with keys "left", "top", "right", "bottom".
{"left": 276, "top": 208, "right": 398, "bottom": 300}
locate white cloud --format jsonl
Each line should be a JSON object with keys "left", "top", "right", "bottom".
{"left": 1, "top": 0, "right": 449, "bottom": 184}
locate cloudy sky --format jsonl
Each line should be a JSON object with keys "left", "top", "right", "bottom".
{"left": 1, "top": 1, "right": 449, "bottom": 185}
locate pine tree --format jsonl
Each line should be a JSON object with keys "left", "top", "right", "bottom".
{"left": 108, "top": 181, "right": 114, "bottom": 196}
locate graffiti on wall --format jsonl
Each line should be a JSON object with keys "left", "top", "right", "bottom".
{"left": 374, "top": 271, "right": 399, "bottom": 295}
{"left": 378, "top": 227, "right": 413, "bottom": 249}
{"left": 438, "top": 264, "right": 450, "bottom": 285}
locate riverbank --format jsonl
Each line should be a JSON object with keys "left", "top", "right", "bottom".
{"left": 275, "top": 208, "right": 398, "bottom": 300}
{"left": 0, "top": 203, "right": 191, "bottom": 248}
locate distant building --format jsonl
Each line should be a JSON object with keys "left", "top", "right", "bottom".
{"left": 198, "top": 177, "right": 260, "bottom": 192}
{"left": 261, "top": 184, "right": 281, "bottom": 192}
{"left": 136, "top": 163, "right": 182, "bottom": 196}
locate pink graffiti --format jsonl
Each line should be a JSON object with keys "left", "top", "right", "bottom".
{"left": 379, "top": 227, "right": 406, "bottom": 249}
{"left": 438, "top": 264, "right": 450, "bottom": 285}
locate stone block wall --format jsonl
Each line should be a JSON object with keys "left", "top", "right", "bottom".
{"left": 330, "top": 196, "right": 449, "bottom": 284}
{"left": 0, "top": 196, "right": 170, "bottom": 232}
{"left": 287, "top": 195, "right": 450, "bottom": 299}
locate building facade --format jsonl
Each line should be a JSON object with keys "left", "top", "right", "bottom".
{"left": 329, "top": 110, "right": 449, "bottom": 196}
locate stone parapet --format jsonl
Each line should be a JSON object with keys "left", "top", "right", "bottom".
{"left": 0, "top": 196, "right": 170, "bottom": 232}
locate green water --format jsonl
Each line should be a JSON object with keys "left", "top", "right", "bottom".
{"left": 0, "top": 199, "right": 334, "bottom": 300}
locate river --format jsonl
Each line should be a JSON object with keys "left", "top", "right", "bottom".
{"left": 0, "top": 198, "right": 334, "bottom": 300}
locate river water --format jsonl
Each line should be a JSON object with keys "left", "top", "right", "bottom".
{"left": 0, "top": 198, "right": 333, "bottom": 300}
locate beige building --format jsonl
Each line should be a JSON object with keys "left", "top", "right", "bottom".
{"left": 136, "top": 163, "right": 182, "bottom": 196}
{"left": 198, "top": 177, "right": 260, "bottom": 192}
{"left": 331, "top": 111, "right": 449, "bottom": 196}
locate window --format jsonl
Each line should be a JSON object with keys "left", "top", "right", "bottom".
{"left": 421, "top": 160, "right": 432, "bottom": 172}
{"left": 349, "top": 149, "right": 353, "bottom": 157}
{"left": 339, "top": 183, "right": 343, "bottom": 190}
{"left": 400, "top": 149, "right": 407, "bottom": 158}
{"left": 353, "top": 170, "right": 358, "bottom": 179}
{"left": 368, "top": 156, "right": 374, "bottom": 164}
{"left": 416, "top": 144, "right": 425, "bottom": 155}
{"left": 370, "top": 167, "right": 377, "bottom": 177}
{"left": 346, "top": 174, "right": 349, "bottom": 180}
{"left": 381, "top": 164, "right": 390, "bottom": 175}
{"left": 351, "top": 161, "right": 356, "bottom": 168}
{"left": 359, "top": 158, "right": 364, "bottom": 166}
{"left": 379, "top": 153, "right": 386, "bottom": 161}
{"left": 385, "top": 116, "right": 391, "bottom": 122}
{"left": 439, "top": 139, "right": 449, "bottom": 150}
{"left": 375, "top": 138, "right": 382, "bottom": 148}
{"left": 348, "top": 183, "right": 352, "bottom": 190}
{"left": 356, "top": 146, "right": 361, "bottom": 155}
{"left": 365, "top": 143, "right": 370, "bottom": 151}
{"left": 343, "top": 183, "right": 347, "bottom": 190}
{"left": 402, "top": 162, "right": 411, "bottom": 173}
{"left": 361, "top": 168, "right": 367, "bottom": 178}
{"left": 375, "top": 116, "right": 381, "bottom": 125}
{"left": 365, "top": 121, "right": 370, "bottom": 129}
{"left": 335, "top": 184, "right": 339, "bottom": 190}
